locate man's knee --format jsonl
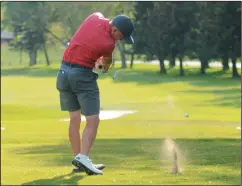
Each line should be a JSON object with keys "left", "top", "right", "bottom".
{"left": 69, "top": 110, "right": 81, "bottom": 125}
{"left": 85, "top": 114, "right": 100, "bottom": 127}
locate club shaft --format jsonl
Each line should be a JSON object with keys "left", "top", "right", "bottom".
{"left": 108, "top": 72, "right": 114, "bottom": 79}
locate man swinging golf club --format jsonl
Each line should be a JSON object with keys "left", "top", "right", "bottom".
{"left": 56, "top": 12, "right": 134, "bottom": 175}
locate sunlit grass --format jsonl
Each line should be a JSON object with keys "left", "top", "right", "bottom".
{"left": 1, "top": 64, "right": 241, "bottom": 185}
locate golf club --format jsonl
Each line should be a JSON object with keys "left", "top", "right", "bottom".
{"left": 107, "top": 71, "right": 115, "bottom": 80}
{"left": 97, "top": 64, "right": 117, "bottom": 80}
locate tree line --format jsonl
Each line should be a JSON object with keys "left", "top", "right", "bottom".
{"left": 133, "top": 2, "right": 241, "bottom": 77}
{"left": 1, "top": 2, "right": 241, "bottom": 77}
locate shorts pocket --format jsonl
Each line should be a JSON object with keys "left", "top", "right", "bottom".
{"left": 56, "top": 69, "right": 69, "bottom": 91}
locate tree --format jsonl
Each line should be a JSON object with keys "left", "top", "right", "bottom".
{"left": 47, "top": 2, "right": 93, "bottom": 41}
{"left": 187, "top": 2, "right": 219, "bottom": 75}
{"left": 105, "top": 2, "right": 135, "bottom": 68}
{"left": 210, "top": 2, "right": 240, "bottom": 76}
{"left": 116, "top": 42, "right": 127, "bottom": 68}
{"left": 3, "top": 2, "right": 50, "bottom": 66}
{"left": 134, "top": 2, "right": 172, "bottom": 74}
{"left": 228, "top": 3, "right": 241, "bottom": 78}
{"left": 168, "top": 2, "right": 199, "bottom": 76}
{"left": 216, "top": 2, "right": 233, "bottom": 71}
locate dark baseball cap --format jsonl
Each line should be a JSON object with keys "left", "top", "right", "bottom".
{"left": 111, "top": 15, "right": 135, "bottom": 44}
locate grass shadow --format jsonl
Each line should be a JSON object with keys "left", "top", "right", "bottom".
{"left": 22, "top": 172, "right": 85, "bottom": 185}
{"left": 198, "top": 170, "right": 241, "bottom": 185}
{"left": 108, "top": 67, "right": 241, "bottom": 87}
{"left": 204, "top": 95, "right": 241, "bottom": 108}
{"left": 177, "top": 88, "right": 241, "bottom": 108}
{"left": 2, "top": 65, "right": 240, "bottom": 109}
{"left": 1, "top": 65, "right": 240, "bottom": 85}
{"left": 1, "top": 65, "right": 240, "bottom": 88}
{"left": 9, "top": 138, "right": 241, "bottom": 185}
{"left": 12, "top": 138, "right": 241, "bottom": 168}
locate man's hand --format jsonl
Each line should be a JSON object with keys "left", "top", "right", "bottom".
{"left": 94, "top": 60, "right": 104, "bottom": 73}
{"left": 94, "top": 55, "right": 113, "bottom": 73}
{"left": 100, "top": 55, "right": 112, "bottom": 73}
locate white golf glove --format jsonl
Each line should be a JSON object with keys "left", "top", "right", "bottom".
{"left": 93, "top": 59, "right": 106, "bottom": 74}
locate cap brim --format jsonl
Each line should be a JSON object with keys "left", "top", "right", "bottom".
{"left": 124, "top": 36, "right": 134, "bottom": 44}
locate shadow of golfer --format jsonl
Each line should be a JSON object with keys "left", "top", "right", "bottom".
{"left": 22, "top": 172, "right": 85, "bottom": 185}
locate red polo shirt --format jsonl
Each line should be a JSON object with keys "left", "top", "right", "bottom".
{"left": 63, "top": 12, "right": 115, "bottom": 68}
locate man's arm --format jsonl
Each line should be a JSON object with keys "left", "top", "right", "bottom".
{"left": 101, "top": 54, "right": 113, "bottom": 73}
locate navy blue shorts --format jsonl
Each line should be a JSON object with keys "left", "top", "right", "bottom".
{"left": 56, "top": 61, "right": 100, "bottom": 116}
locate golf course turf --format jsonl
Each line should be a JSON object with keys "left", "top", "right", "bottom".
{"left": 1, "top": 63, "right": 241, "bottom": 185}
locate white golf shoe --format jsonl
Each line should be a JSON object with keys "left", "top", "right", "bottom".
{"left": 73, "top": 163, "right": 105, "bottom": 173}
{"left": 72, "top": 154, "right": 103, "bottom": 175}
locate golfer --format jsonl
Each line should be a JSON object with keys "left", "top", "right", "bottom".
{"left": 56, "top": 12, "right": 134, "bottom": 175}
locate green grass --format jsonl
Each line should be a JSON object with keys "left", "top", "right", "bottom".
{"left": 1, "top": 44, "right": 65, "bottom": 66}
{"left": 1, "top": 63, "right": 241, "bottom": 185}
{"left": 2, "top": 44, "right": 241, "bottom": 67}
{"left": 1, "top": 44, "right": 131, "bottom": 67}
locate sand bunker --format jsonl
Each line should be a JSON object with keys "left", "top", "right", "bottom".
{"left": 60, "top": 110, "right": 136, "bottom": 122}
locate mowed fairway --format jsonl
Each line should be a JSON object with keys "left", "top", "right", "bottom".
{"left": 1, "top": 64, "right": 241, "bottom": 185}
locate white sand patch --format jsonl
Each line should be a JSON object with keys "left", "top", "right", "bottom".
{"left": 1, "top": 127, "right": 5, "bottom": 131}
{"left": 236, "top": 126, "right": 241, "bottom": 130}
{"left": 60, "top": 110, "right": 136, "bottom": 122}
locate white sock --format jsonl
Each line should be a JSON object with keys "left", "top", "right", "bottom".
{"left": 76, "top": 153, "right": 88, "bottom": 159}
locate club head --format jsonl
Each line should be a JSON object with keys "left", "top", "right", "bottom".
{"left": 113, "top": 71, "right": 118, "bottom": 79}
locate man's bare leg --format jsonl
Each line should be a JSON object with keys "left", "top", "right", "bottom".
{"left": 80, "top": 114, "right": 100, "bottom": 155}
{"left": 72, "top": 114, "right": 103, "bottom": 175}
{"left": 69, "top": 110, "right": 81, "bottom": 157}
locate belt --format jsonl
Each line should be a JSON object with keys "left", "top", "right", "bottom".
{"left": 62, "top": 61, "right": 92, "bottom": 69}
